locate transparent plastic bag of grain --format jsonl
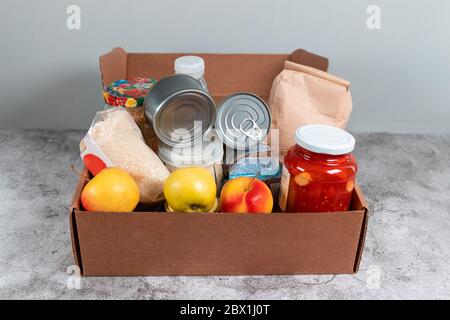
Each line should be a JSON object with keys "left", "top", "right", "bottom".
{"left": 83, "top": 108, "right": 169, "bottom": 205}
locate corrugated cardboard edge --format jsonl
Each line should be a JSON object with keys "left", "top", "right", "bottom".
{"left": 69, "top": 168, "right": 89, "bottom": 275}
{"left": 352, "top": 184, "right": 369, "bottom": 273}
{"left": 289, "top": 49, "right": 329, "bottom": 72}
{"left": 70, "top": 170, "right": 369, "bottom": 276}
{"left": 99, "top": 47, "right": 127, "bottom": 88}
{"left": 99, "top": 47, "right": 328, "bottom": 87}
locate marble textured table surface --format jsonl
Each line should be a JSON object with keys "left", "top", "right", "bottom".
{"left": 0, "top": 129, "right": 449, "bottom": 299}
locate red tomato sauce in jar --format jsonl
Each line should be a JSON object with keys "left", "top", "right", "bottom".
{"left": 278, "top": 125, "right": 358, "bottom": 213}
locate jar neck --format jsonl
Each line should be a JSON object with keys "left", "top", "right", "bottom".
{"left": 293, "top": 144, "right": 352, "bottom": 165}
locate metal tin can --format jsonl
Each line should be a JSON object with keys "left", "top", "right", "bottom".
{"left": 157, "top": 131, "right": 224, "bottom": 186}
{"left": 215, "top": 92, "right": 271, "bottom": 151}
{"left": 144, "top": 74, "right": 216, "bottom": 147}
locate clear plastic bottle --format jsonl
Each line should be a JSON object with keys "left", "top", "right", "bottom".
{"left": 174, "top": 56, "right": 208, "bottom": 91}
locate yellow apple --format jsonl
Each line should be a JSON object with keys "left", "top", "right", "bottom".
{"left": 163, "top": 167, "right": 217, "bottom": 212}
{"left": 81, "top": 167, "right": 140, "bottom": 212}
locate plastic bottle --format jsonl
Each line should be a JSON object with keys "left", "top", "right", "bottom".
{"left": 175, "top": 56, "right": 208, "bottom": 91}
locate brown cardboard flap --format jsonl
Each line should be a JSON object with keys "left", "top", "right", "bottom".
{"left": 126, "top": 52, "right": 288, "bottom": 100}
{"left": 99, "top": 47, "right": 127, "bottom": 87}
{"left": 69, "top": 168, "right": 89, "bottom": 273}
{"left": 69, "top": 208, "right": 83, "bottom": 273}
{"left": 99, "top": 47, "right": 330, "bottom": 103}
{"left": 289, "top": 49, "right": 329, "bottom": 72}
{"left": 70, "top": 168, "right": 89, "bottom": 211}
{"left": 354, "top": 184, "right": 368, "bottom": 210}
{"left": 353, "top": 184, "right": 369, "bottom": 272}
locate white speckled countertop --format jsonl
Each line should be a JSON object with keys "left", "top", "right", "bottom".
{"left": 0, "top": 130, "right": 449, "bottom": 299}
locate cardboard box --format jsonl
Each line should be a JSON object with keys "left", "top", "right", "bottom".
{"left": 69, "top": 48, "right": 368, "bottom": 276}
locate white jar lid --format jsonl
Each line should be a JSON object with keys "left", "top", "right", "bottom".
{"left": 295, "top": 125, "right": 355, "bottom": 155}
{"left": 174, "top": 56, "right": 205, "bottom": 75}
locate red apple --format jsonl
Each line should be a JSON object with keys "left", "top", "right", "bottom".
{"left": 219, "top": 177, "right": 273, "bottom": 214}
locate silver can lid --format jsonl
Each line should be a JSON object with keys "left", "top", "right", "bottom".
{"left": 156, "top": 91, "right": 215, "bottom": 147}
{"left": 146, "top": 74, "right": 216, "bottom": 148}
{"left": 215, "top": 93, "right": 271, "bottom": 150}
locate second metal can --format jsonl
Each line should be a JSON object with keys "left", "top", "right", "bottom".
{"left": 215, "top": 92, "right": 271, "bottom": 151}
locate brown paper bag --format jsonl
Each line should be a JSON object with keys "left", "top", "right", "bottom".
{"left": 268, "top": 61, "right": 353, "bottom": 153}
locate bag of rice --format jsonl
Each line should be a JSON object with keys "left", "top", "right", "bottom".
{"left": 79, "top": 108, "right": 169, "bottom": 204}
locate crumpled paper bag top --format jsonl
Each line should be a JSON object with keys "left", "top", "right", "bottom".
{"left": 268, "top": 61, "right": 353, "bottom": 153}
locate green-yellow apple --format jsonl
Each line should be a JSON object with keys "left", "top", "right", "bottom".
{"left": 163, "top": 167, "right": 217, "bottom": 212}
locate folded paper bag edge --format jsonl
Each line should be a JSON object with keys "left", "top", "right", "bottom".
{"left": 284, "top": 61, "right": 351, "bottom": 91}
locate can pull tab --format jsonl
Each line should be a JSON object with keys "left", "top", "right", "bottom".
{"left": 239, "top": 118, "right": 263, "bottom": 141}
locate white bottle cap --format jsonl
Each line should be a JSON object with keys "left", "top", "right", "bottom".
{"left": 174, "top": 56, "right": 205, "bottom": 77}
{"left": 295, "top": 125, "right": 355, "bottom": 155}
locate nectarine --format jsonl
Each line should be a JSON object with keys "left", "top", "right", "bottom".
{"left": 219, "top": 177, "right": 273, "bottom": 214}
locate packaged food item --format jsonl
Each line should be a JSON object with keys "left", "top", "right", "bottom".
{"left": 278, "top": 125, "right": 357, "bottom": 213}
{"left": 124, "top": 106, "right": 159, "bottom": 153}
{"left": 268, "top": 61, "right": 353, "bottom": 153}
{"left": 157, "top": 132, "right": 224, "bottom": 186}
{"left": 175, "top": 55, "right": 208, "bottom": 91}
{"left": 229, "top": 157, "right": 280, "bottom": 181}
{"left": 144, "top": 74, "right": 216, "bottom": 147}
{"left": 227, "top": 156, "right": 281, "bottom": 200}
{"left": 79, "top": 108, "right": 170, "bottom": 204}
{"left": 103, "top": 77, "right": 157, "bottom": 108}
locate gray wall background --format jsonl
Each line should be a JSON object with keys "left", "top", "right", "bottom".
{"left": 0, "top": 0, "right": 449, "bottom": 133}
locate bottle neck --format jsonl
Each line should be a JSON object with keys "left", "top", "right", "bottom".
{"left": 175, "top": 70, "right": 204, "bottom": 80}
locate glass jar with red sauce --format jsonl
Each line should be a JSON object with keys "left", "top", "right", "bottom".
{"left": 278, "top": 125, "right": 358, "bottom": 213}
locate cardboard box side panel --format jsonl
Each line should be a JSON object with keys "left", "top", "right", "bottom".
{"left": 75, "top": 209, "right": 364, "bottom": 276}
{"left": 125, "top": 53, "right": 289, "bottom": 102}
{"left": 70, "top": 168, "right": 89, "bottom": 211}
{"left": 69, "top": 209, "right": 83, "bottom": 274}
{"left": 353, "top": 207, "right": 369, "bottom": 272}
{"left": 289, "top": 49, "right": 329, "bottom": 72}
{"left": 353, "top": 184, "right": 368, "bottom": 210}
{"left": 352, "top": 184, "right": 369, "bottom": 272}
{"left": 123, "top": 49, "right": 328, "bottom": 102}
{"left": 69, "top": 169, "right": 90, "bottom": 273}
{"left": 70, "top": 168, "right": 368, "bottom": 276}
{"left": 99, "top": 47, "right": 128, "bottom": 86}
{"left": 125, "top": 53, "right": 180, "bottom": 82}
